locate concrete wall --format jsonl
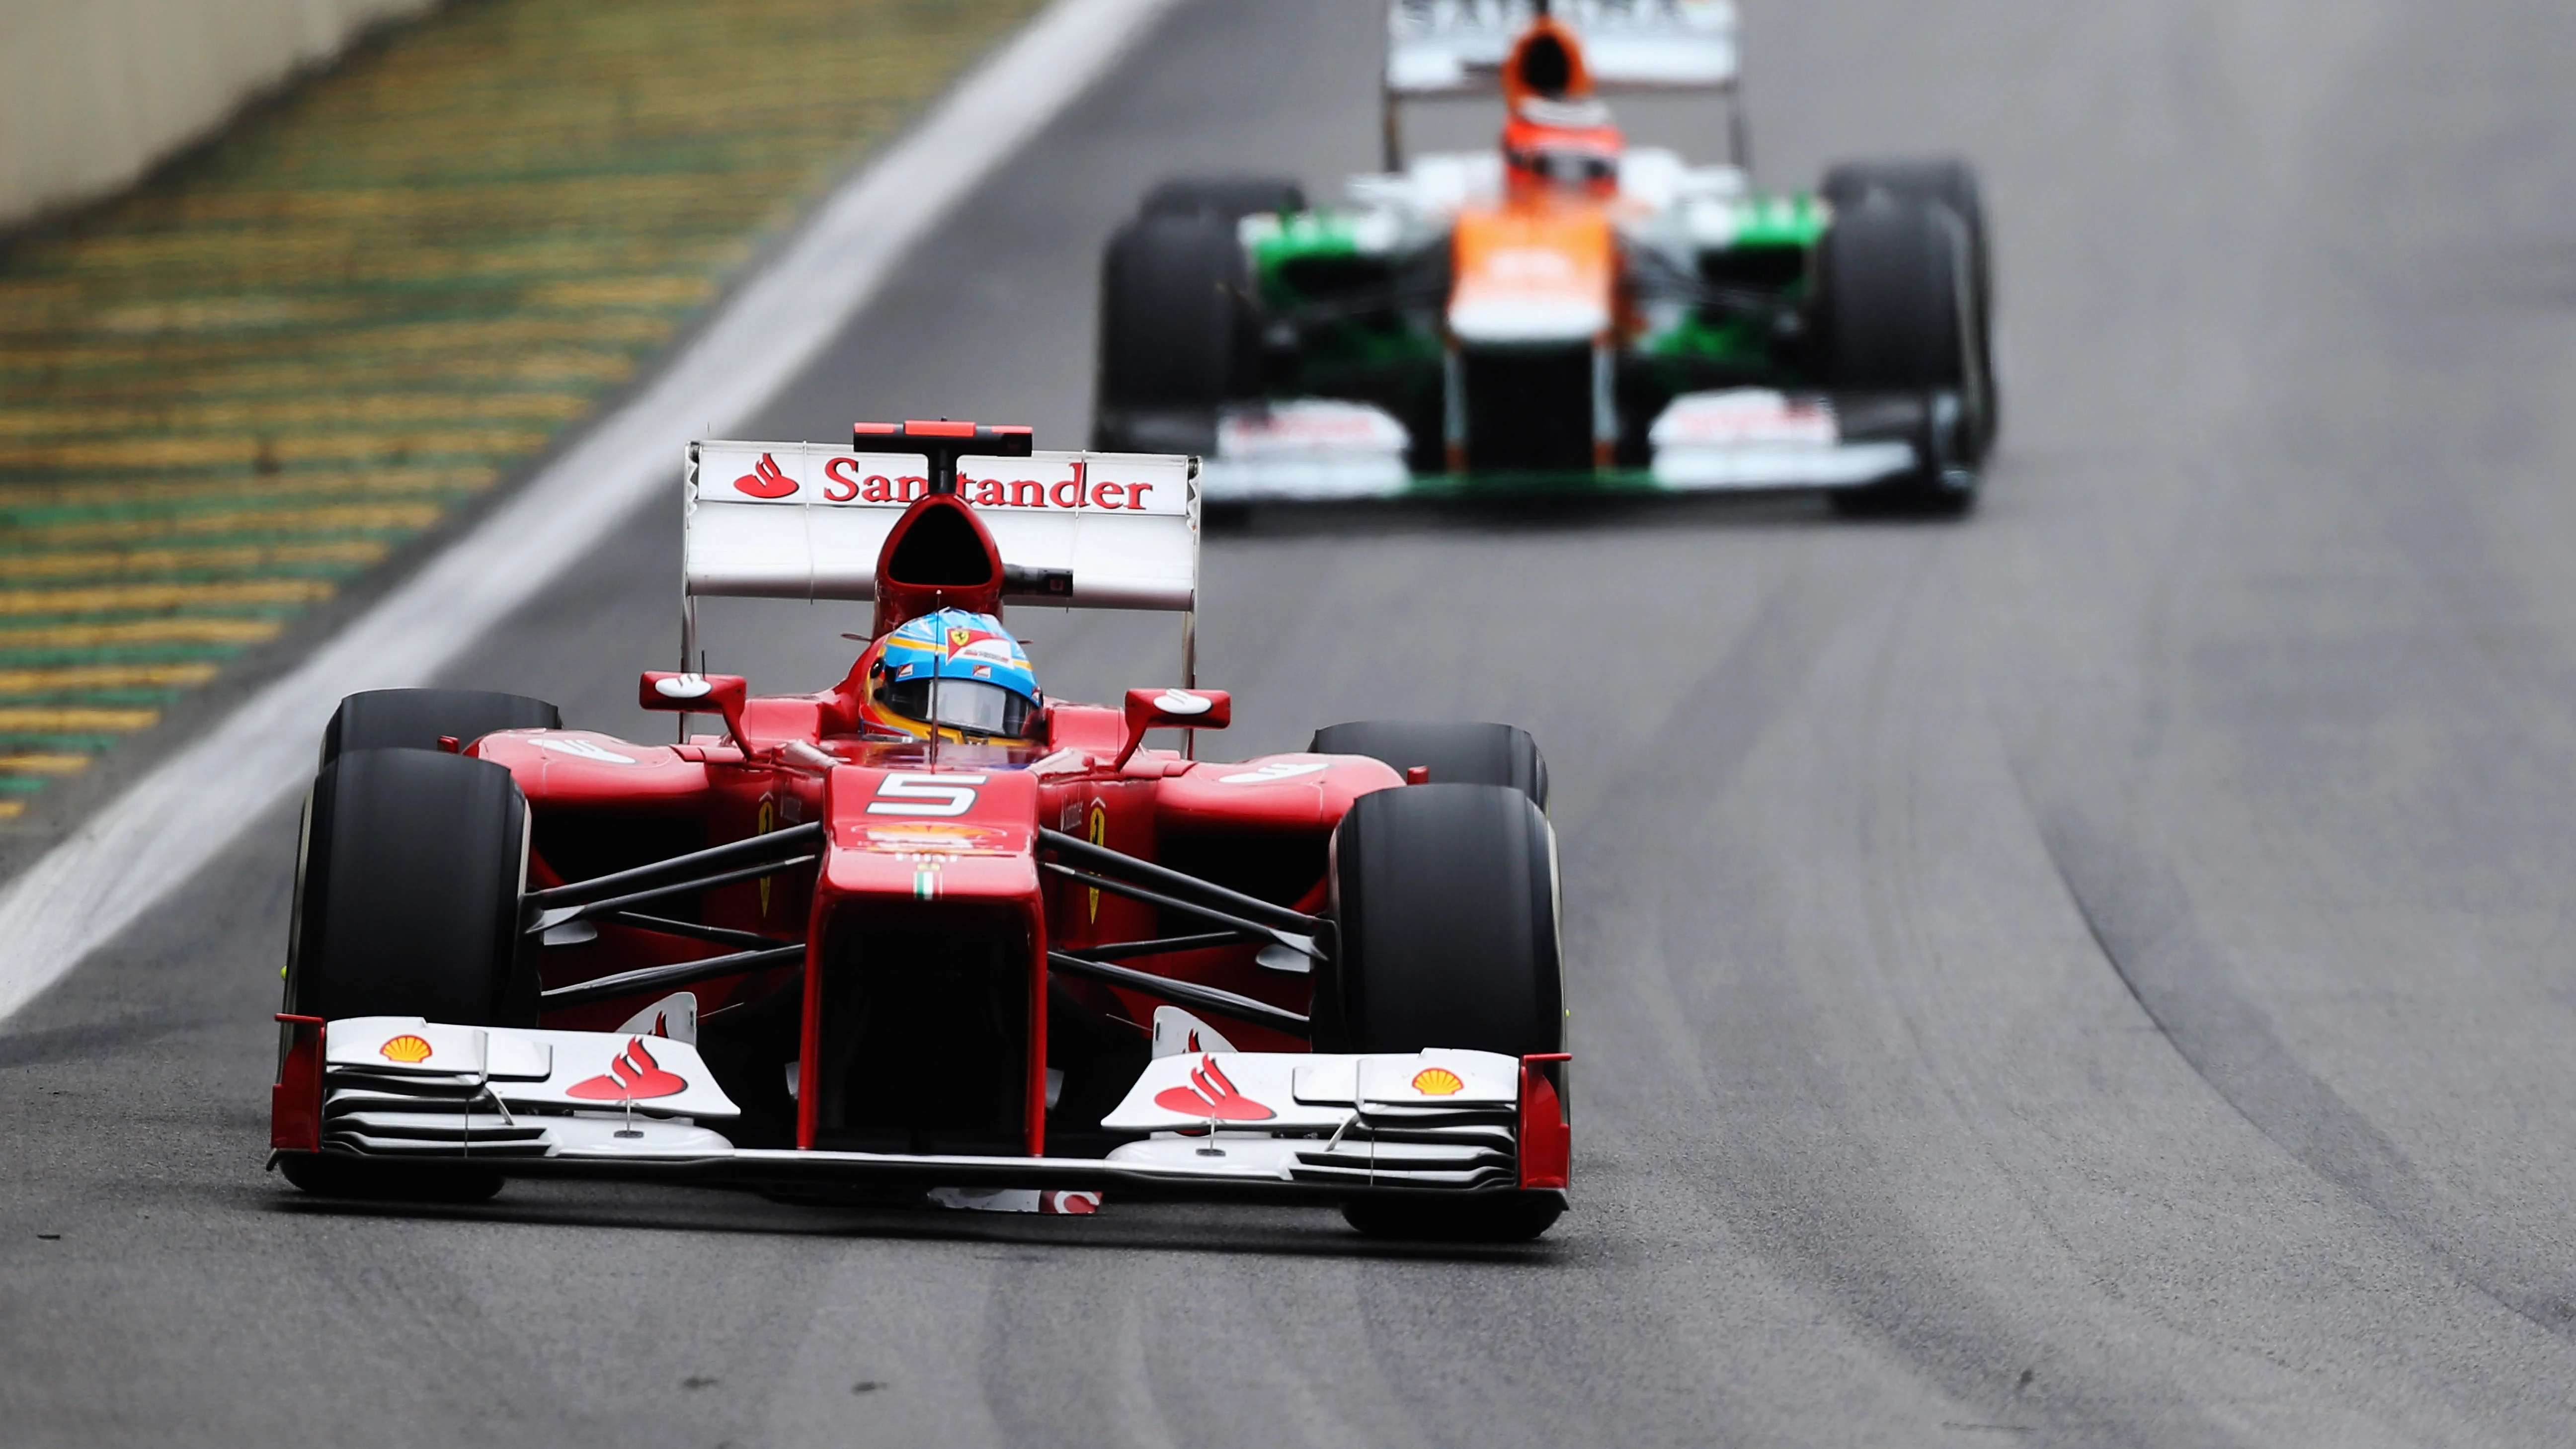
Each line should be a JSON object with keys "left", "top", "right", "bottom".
{"left": 0, "top": 0, "right": 436, "bottom": 230}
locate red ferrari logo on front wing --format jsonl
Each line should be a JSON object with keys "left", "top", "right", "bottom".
{"left": 566, "top": 1037, "right": 688, "bottom": 1101}
{"left": 1153, "top": 1054, "right": 1273, "bottom": 1121}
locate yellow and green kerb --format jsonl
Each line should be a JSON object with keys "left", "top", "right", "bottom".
{"left": 0, "top": 0, "right": 1043, "bottom": 821}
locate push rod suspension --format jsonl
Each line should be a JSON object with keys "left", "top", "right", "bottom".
{"left": 597, "top": 911, "right": 795, "bottom": 952}
{"left": 1046, "top": 952, "right": 1310, "bottom": 1039}
{"left": 1039, "top": 863, "right": 1322, "bottom": 959}
{"left": 541, "top": 943, "right": 808, "bottom": 1010}
{"left": 1063, "top": 930, "right": 1261, "bottom": 962}
{"left": 524, "top": 822, "right": 823, "bottom": 912}
{"left": 1038, "top": 827, "right": 1323, "bottom": 935}
{"left": 526, "top": 856, "right": 817, "bottom": 936}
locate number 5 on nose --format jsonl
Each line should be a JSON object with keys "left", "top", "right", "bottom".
{"left": 867, "top": 773, "right": 986, "bottom": 817}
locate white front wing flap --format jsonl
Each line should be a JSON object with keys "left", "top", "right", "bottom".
{"left": 315, "top": 1017, "right": 742, "bottom": 1160}
{"left": 1199, "top": 401, "right": 1411, "bottom": 502}
{"left": 286, "top": 1019, "right": 1556, "bottom": 1201}
{"left": 1647, "top": 389, "right": 1916, "bottom": 490}
{"left": 1194, "top": 391, "right": 1918, "bottom": 499}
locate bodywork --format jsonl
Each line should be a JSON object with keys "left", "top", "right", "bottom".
{"left": 1189, "top": 0, "right": 1959, "bottom": 501}
{"left": 270, "top": 429, "right": 1571, "bottom": 1212}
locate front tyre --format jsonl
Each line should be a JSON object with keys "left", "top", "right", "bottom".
{"left": 1323, "top": 784, "right": 1566, "bottom": 1241}
{"left": 280, "top": 748, "right": 532, "bottom": 1202}
{"left": 1816, "top": 192, "right": 1984, "bottom": 517}
{"left": 1323, "top": 784, "right": 1561, "bottom": 1058}
{"left": 287, "top": 748, "right": 534, "bottom": 1027}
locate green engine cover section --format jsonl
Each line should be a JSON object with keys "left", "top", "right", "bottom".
{"left": 1247, "top": 212, "right": 1443, "bottom": 372}
{"left": 1248, "top": 212, "right": 1370, "bottom": 302}
{"left": 1241, "top": 191, "right": 1832, "bottom": 434}
{"left": 1725, "top": 192, "right": 1830, "bottom": 247}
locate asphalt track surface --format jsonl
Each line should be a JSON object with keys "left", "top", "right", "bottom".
{"left": 11, "top": 0, "right": 2576, "bottom": 1443}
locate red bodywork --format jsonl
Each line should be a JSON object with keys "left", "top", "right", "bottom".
{"left": 473, "top": 471, "right": 1399, "bottom": 1157}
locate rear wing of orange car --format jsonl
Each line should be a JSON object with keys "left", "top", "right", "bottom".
{"left": 679, "top": 437, "right": 1202, "bottom": 676}
{"left": 1382, "top": 0, "right": 1744, "bottom": 168}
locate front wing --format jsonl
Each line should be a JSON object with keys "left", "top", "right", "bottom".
{"left": 1197, "top": 390, "right": 1951, "bottom": 502}
{"left": 272, "top": 1017, "right": 1571, "bottom": 1205}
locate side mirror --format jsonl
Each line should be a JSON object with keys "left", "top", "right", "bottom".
{"left": 640, "top": 671, "right": 749, "bottom": 749}
{"left": 1114, "top": 687, "right": 1230, "bottom": 768}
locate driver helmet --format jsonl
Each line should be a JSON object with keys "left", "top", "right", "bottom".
{"left": 854, "top": 608, "right": 1043, "bottom": 743}
{"left": 1501, "top": 21, "right": 1621, "bottom": 195}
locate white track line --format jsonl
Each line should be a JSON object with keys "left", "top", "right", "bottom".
{"left": 0, "top": 0, "right": 1175, "bottom": 1026}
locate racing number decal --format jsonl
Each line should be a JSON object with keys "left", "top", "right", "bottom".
{"left": 866, "top": 773, "right": 986, "bottom": 818}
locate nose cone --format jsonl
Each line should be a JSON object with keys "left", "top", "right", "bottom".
{"left": 1447, "top": 206, "right": 1614, "bottom": 345}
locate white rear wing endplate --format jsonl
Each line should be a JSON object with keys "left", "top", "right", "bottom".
{"left": 1385, "top": 0, "right": 1740, "bottom": 96}
{"left": 684, "top": 441, "right": 1200, "bottom": 611}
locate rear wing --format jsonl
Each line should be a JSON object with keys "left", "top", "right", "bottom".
{"left": 1381, "top": 0, "right": 1744, "bottom": 168}
{"left": 680, "top": 439, "right": 1202, "bottom": 672}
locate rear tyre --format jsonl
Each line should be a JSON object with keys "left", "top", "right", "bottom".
{"left": 1308, "top": 720, "right": 1548, "bottom": 808}
{"left": 1094, "top": 209, "right": 1259, "bottom": 455}
{"left": 1815, "top": 192, "right": 1982, "bottom": 517}
{"left": 1141, "top": 175, "right": 1305, "bottom": 222}
{"left": 320, "top": 688, "right": 561, "bottom": 765}
{"left": 1823, "top": 159, "right": 1996, "bottom": 454}
{"left": 281, "top": 748, "right": 532, "bottom": 1202}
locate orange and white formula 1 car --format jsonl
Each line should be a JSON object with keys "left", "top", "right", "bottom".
{"left": 1096, "top": 0, "right": 1995, "bottom": 514}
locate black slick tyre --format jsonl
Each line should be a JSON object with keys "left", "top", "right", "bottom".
{"left": 1308, "top": 720, "right": 1548, "bottom": 808}
{"left": 1094, "top": 210, "right": 1258, "bottom": 455}
{"left": 320, "top": 688, "right": 561, "bottom": 765}
{"left": 1140, "top": 175, "right": 1305, "bottom": 222}
{"left": 288, "top": 748, "right": 533, "bottom": 1027}
{"left": 1324, "top": 783, "right": 1561, "bottom": 1057}
{"left": 1822, "top": 158, "right": 1997, "bottom": 454}
{"left": 1815, "top": 192, "right": 1981, "bottom": 516}
{"left": 280, "top": 748, "right": 532, "bottom": 1203}
{"left": 1323, "top": 783, "right": 1565, "bottom": 1241}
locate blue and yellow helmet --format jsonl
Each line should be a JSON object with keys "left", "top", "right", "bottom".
{"left": 854, "top": 608, "right": 1043, "bottom": 743}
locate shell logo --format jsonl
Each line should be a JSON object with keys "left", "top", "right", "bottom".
{"left": 379, "top": 1034, "right": 434, "bottom": 1064}
{"left": 1411, "top": 1066, "right": 1464, "bottom": 1097}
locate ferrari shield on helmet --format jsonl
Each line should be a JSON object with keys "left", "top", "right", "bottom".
{"left": 856, "top": 608, "right": 1042, "bottom": 742}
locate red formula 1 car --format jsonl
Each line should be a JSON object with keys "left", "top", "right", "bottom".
{"left": 269, "top": 420, "right": 1569, "bottom": 1240}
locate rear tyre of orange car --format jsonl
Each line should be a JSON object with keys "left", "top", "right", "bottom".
{"left": 278, "top": 747, "right": 533, "bottom": 1203}
{"left": 1309, "top": 720, "right": 1548, "bottom": 807}
{"left": 1324, "top": 783, "right": 1564, "bottom": 1241}
{"left": 1140, "top": 175, "right": 1305, "bottom": 223}
{"left": 1815, "top": 190, "right": 1984, "bottom": 517}
{"left": 318, "top": 687, "right": 561, "bottom": 765}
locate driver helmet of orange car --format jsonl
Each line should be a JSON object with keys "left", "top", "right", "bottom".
{"left": 1500, "top": 15, "right": 1622, "bottom": 197}
{"left": 853, "top": 607, "right": 1043, "bottom": 743}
